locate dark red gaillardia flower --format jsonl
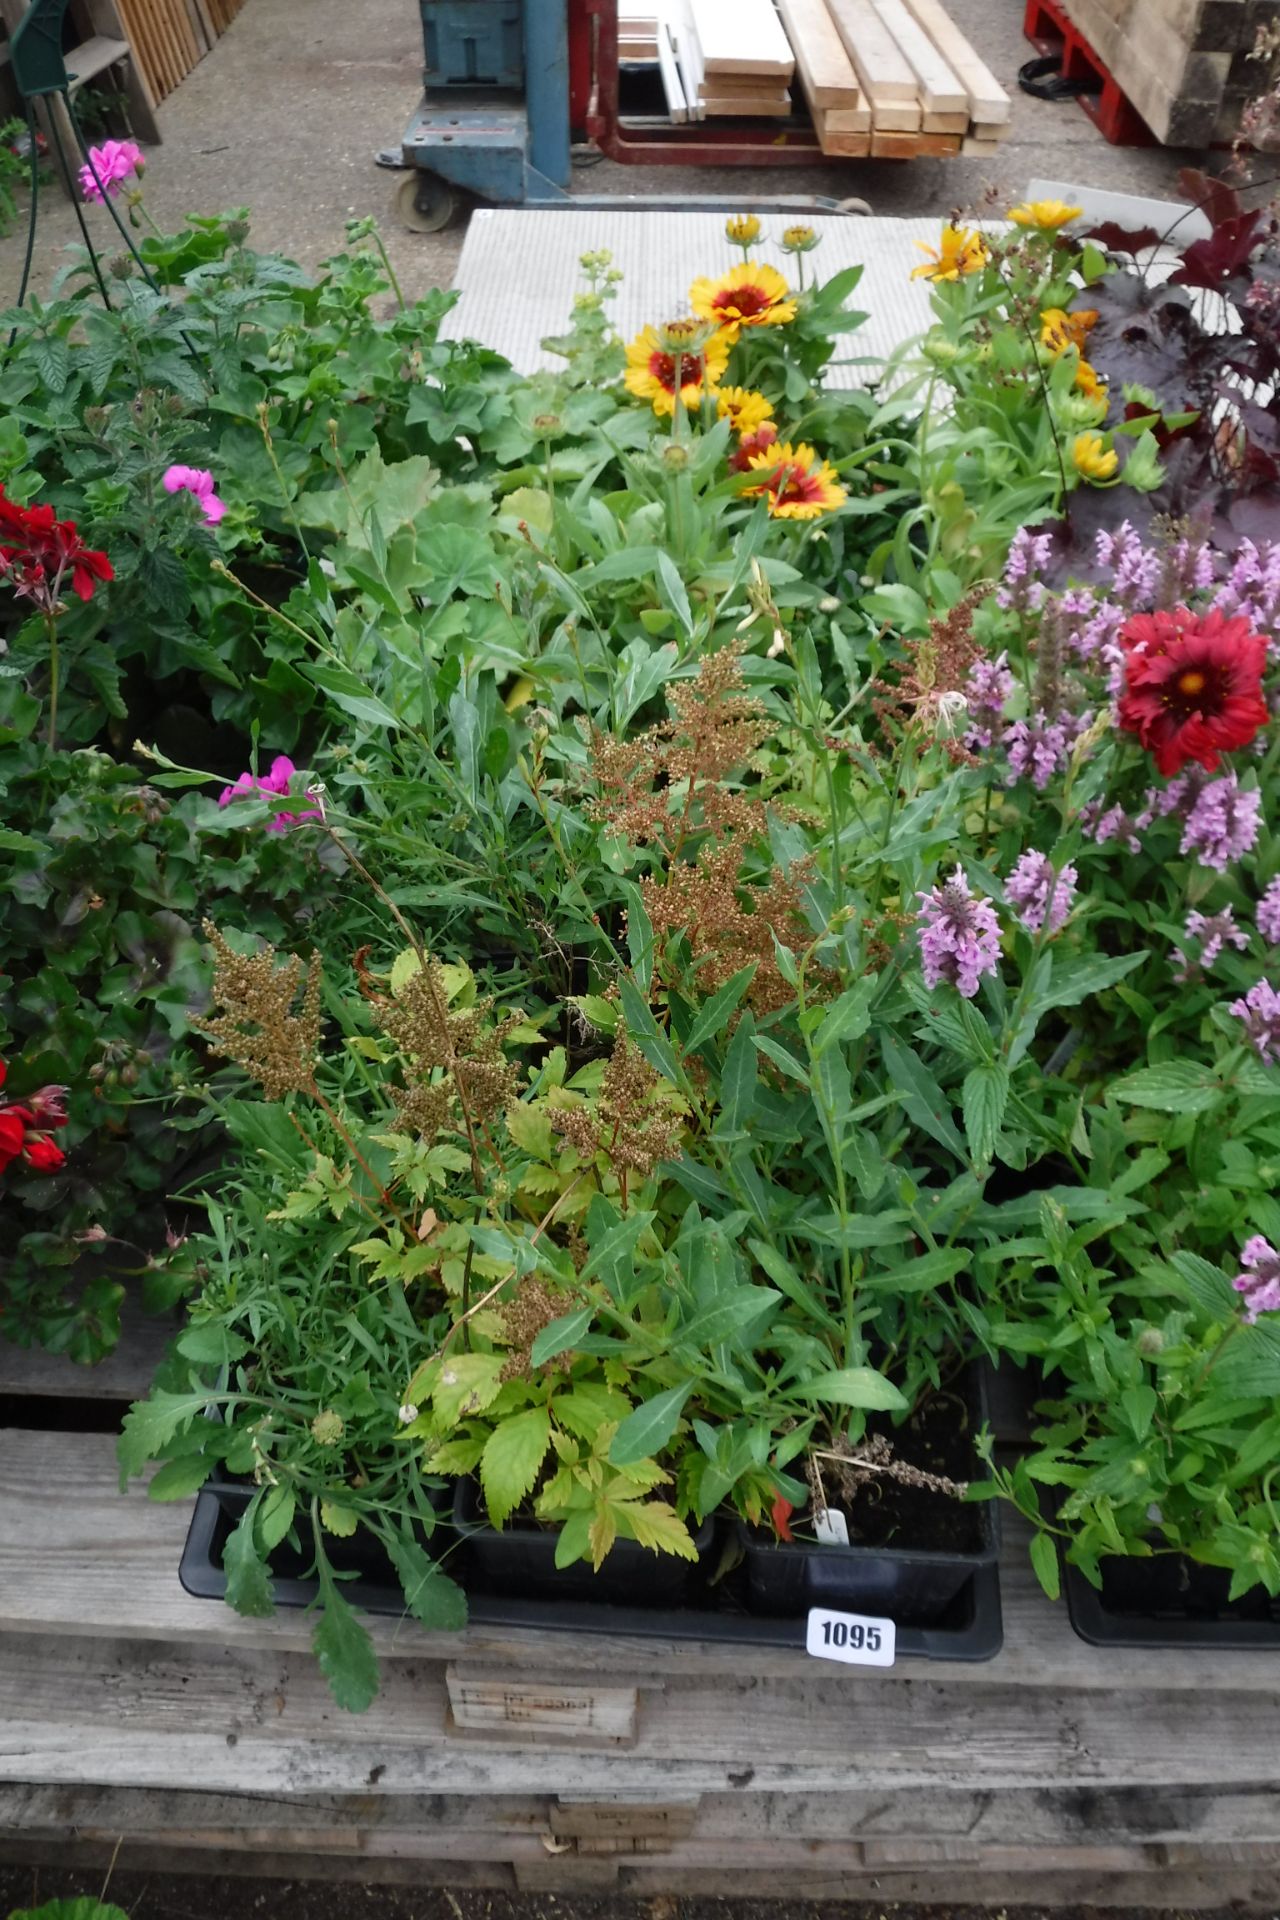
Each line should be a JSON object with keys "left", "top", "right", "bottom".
{"left": 0, "top": 485, "right": 114, "bottom": 608}
{"left": 1116, "top": 606, "right": 1271, "bottom": 778}
{"left": 728, "top": 420, "right": 779, "bottom": 474}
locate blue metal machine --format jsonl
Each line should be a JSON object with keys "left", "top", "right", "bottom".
{"left": 381, "top": 1, "right": 573, "bottom": 230}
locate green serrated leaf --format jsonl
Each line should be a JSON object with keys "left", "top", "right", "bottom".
{"left": 383, "top": 1528, "right": 468, "bottom": 1632}
{"left": 480, "top": 1406, "right": 554, "bottom": 1527}
{"left": 1110, "top": 1062, "right": 1224, "bottom": 1113}
{"left": 118, "top": 1389, "right": 215, "bottom": 1486}
{"left": 963, "top": 1060, "right": 1009, "bottom": 1167}
{"left": 530, "top": 1306, "right": 593, "bottom": 1368}
{"left": 1030, "top": 1530, "right": 1061, "bottom": 1601}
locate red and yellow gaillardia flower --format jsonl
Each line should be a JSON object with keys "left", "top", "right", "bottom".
{"left": 690, "top": 262, "right": 797, "bottom": 341}
{"left": 624, "top": 320, "right": 729, "bottom": 415}
{"left": 1073, "top": 359, "right": 1107, "bottom": 403}
{"left": 728, "top": 420, "right": 778, "bottom": 473}
{"left": 717, "top": 386, "right": 774, "bottom": 437}
{"left": 744, "top": 441, "right": 846, "bottom": 519}
{"left": 911, "top": 224, "right": 989, "bottom": 283}
{"left": 1116, "top": 606, "right": 1270, "bottom": 777}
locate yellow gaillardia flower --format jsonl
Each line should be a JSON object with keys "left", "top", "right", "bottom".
{"left": 1071, "top": 431, "right": 1118, "bottom": 481}
{"left": 624, "top": 320, "right": 729, "bottom": 416}
{"left": 1009, "top": 199, "right": 1083, "bottom": 231}
{"left": 1073, "top": 358, "right": 1107, "bottom": 403}
{"left": 744, "top": 441, "right": 847, "bottom": 519}
{"left": 725, "top": 213, "right": 761, "bottom": 248}
{"left": 716, "top": 386, "right": 774, "bottom": 436}
{"left": 910, "top": 224, "right": 989, "bottom": 282}
{"left": 690, "top": 262, "right": 797, "bottom": 341}
{"left": 1041, "top": 306, "right": 1098, "bottom": 355}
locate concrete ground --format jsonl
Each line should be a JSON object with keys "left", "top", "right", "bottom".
{"left": 0, "top": 0, "right": 1205, "bottom": 309}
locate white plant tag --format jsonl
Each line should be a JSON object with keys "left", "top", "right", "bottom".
{"left": 805, "top": 1607, "right": 896, "bottom": 1667}
{"left": 812, "top": 1507, "right": 850, "bottom": 1545}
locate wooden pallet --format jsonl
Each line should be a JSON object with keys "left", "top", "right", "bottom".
{"left": 3, "top": 1316, "right": 1280, "bottom": 1899}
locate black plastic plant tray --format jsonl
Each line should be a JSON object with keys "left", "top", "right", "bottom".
{"left": 180, "top": 1488, "right": 1003, "bottom": 1661}
{"left": 1064, "top": 1554, "right": 1280, "bottom": 1649}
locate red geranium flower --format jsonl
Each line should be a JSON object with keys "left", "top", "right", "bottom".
{"left": 1116, "top": 606, "right": 1270, "bottom": 777}
{"left": 22, "top": 1134, "right": 66, "bottom": 1173}
{"left": 0, "top": 485, "right": 114, "bottom": 608}
{"left": 0, "top": 1108, "right": 28, "bottom": 1174}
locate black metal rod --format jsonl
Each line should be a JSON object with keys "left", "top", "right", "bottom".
{"left": 45, "top": 96, "right": 112, "bottom": 306}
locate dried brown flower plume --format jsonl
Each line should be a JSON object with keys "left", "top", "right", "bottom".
{"left": 377, "top": 957, "right": 520, "bottom": 1139}
{"left": 550, "top": 1029, "right": 686, "bottom": 1183}
{"left": 194, "top": 922, "right": 322, "bottom": 1099}
{"left": 498, "top": 1276, "right": 580, "bottom": 1382}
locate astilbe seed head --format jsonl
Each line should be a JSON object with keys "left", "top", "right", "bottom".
{"left": 194, "top": 922, "right": 322, "bottom": 1099}
{"left": 549, "top": 1028, "right": 686, "bottom": 1178}
{"left": 498, "top": 1276, "right": 580, "bottom": 1382}
{"left": 376, "top": 958, "right": 520, "bottom": 1134}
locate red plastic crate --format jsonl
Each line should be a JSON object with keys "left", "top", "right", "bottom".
{"left": 1023, "top": 0, "right": 1157, "bottom": 146}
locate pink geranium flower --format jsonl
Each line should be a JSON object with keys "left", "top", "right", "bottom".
{"left": 218, "top": 754, "right": 323, "bottom": 833}
{"left": 162, "top": 465, "right": 227, "bottom": 526}
{"left": 79, "top": 139, "right": 144, "bottom": 202}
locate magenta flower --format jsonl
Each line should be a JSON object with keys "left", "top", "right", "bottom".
{"left": 1229, "top": 978, "right": 1280, "bottom": 1065}
{"left": 1003, "top": 711, "right": 1086, "bottom": 792}
{"left": 1006, "top": 852, "right": 1077, "bottom": 935}
{"left": 1179, "top": 773, "right": 1263, "bottom": 872}
{"left": 163, "top": 465, "right": 226, "bottom": 526}
{"left": 1259, "top": 878, "right": 1280, "bottom": 946}
{"left": 79, "top": 139, "right": 144, "bottom": 203}
{"left": 1171, "top": 905, "right": 1248, "bottom": 980}
{"left": 917, "top": 869, "right": 1002, "bottom": 999}
{"left": 1079, "top": 799, "right": 1143, "bottom": 853}
{"left": 218, "top": 754, "right": 323, "bottom": 833}
{"left": 962, "top": 651, "right": 1013, "bottom": 749}
{"left": 1232, "top": 1235, "right": 1280, "bottom": 1322}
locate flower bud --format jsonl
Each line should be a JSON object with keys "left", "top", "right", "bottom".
{"left": 781, "top": 224, "right": 819, "bottom": 253}
{"left": 311, "top": 1409, "right": 345, "bottom": 1447}
{"left": 661, "top": 443, "right": 690, "bottom": 472}
{"left": 725, "top": 214, "right": 761, "bottom": 246}
{"left": 1136, "top": 1327, "right": 1164, "bottom": 1356}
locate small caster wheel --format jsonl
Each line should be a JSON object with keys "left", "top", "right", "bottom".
{"left": 835, "top": 196, "right": 873, "bottom": 217}
{"left": 394, "top": 169, "right": 458, "bottom": 234}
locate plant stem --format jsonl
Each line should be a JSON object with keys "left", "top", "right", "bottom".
{"left": 45, "top": 610, "right": 59, "bottom": 752}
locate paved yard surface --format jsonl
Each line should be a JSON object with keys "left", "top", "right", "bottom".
{"left": 0, "top": 0, "right": 1201, "bottom": 308}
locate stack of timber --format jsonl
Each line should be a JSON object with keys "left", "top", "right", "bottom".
{"left": 687, "top": 0, "right": 797, "bottom": 115}
{"left": 5, "top": 1315, "right": 1280, "bottom": 1903}
{"left": 618, "top": 0, "right": 705, "bottom": 122}
{"left": 778, "top": 0, "right": 1012, "bottom": 156}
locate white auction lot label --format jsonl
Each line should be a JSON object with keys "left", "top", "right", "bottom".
{"left": 805, "top": 1607, "right": 896, "bottom": 1667}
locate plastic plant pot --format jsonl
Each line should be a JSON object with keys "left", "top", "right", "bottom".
{"left": 736, "top": 1368, "right": 1000, "bottom": 1627}
{"left": 1064, "top": 1551, "right": 1280, "bottom": 1648}
{"left": 451, "top": 1475, "right": 717, "bottom": 1606}
{"left": 203, "top": 1467, "right": 450, "bottom": 1584}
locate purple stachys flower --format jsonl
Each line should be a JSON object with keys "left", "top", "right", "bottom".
{"left": 1259, "top": 877, "right": 1280, "bottom": 946}
{"left": 917, "top": 868, "right": 1002, "bottom": 999}
{"left": 1003, "top": 710, "right": 1087, "bottom": 791}
{"left": 1171, "top": 905, "right": 1249, "bottom": 979}
{"left": 963, "top": 650, "right": 1014, "bottom": 749}
{"left": 1136, "top": 768, "right": 1207, "bottom": 832}
{"left": 1211, "top": 539, "right": 1280, "bottom": 651}
{"left": 1080, "top": 799, "right": 1143, "bottom": 853}
{"left": 1229, "top": 978, "right": 1280, "bottom": 1065}
{"left": 996, "top": 529, "right": 1053, "bottom": 614}
{"left": 1232, "top": 1235, "right": 1280, "bottom": 1322}
{"left": 1006, "top": 852, "right": 1077, "bottom": 935}
{"left": 1179, "top": 773, "right": 1263, "bottom": 872}
{"left": 1162, "top": 535, "right": 1215, "bottom": 601}
{"left": 1063, "top": 595, "right": 1126, "bottom": 669}
{"left": 1095, "top": 522, "right": 1160, "bottom": 608}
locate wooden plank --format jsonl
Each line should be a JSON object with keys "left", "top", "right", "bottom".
{"left": 870, "top": 0, "right": 968, "bottom": 111}
{"left": 655, "top": 20, "right": 689, "bottom": 119}
{"left": 7, "top": 1430, "right": 1280, "bottom": 1700}
{"left": 961, "top": 134, "right": 1004, "bottom": 153}
{"left": 871, "top": 125, "right": 961, "bottom": 150}
{"left": 871, "top": 98, "right": 923, "bottom": 127}
{"left": 775, "top": 0, "right": 862, "bottom": 106}
{"left": 897, "top": 0, "right": 1012, "bottom": 121}
{"left": 814, "top": 123, "right": 872, "bottom": 150}
{"left": 0, "top": 1292, "right": 175, "bottom": 1402}
{"left": 921, "top": 106, "right": 968, "bottom": 128}
{"left": 446, "top": 1671, "right": 639, "bottom": 1745}
{"left": 825, "top": 0, "right": 918, "bottom": 103}
{"left": 688, "top": 0, "right": 795, "bottom": 73}
{"left": 701, "top": 93, "right": 793, "bottom": 112}
{"left": 820, "top": 99, "right": 872, "bottom": 128}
